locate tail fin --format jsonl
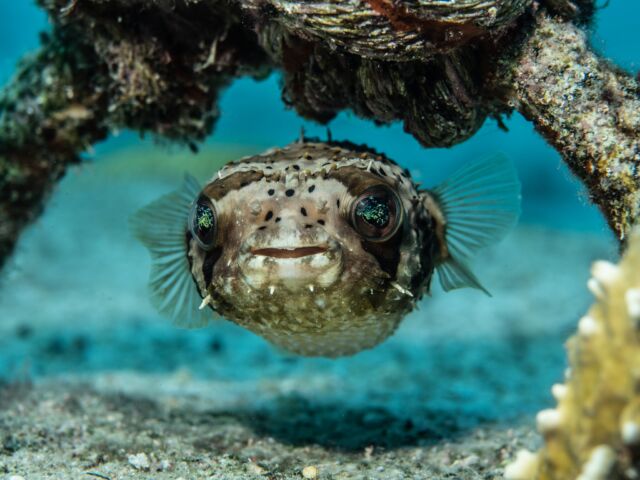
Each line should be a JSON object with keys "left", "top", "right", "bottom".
{"left": 430, "top": 155, "right": 521, "bottom": 295}
{"left": 130, "top": 174, "right": 212, "bottom": 327}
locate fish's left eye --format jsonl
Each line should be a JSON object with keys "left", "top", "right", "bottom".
{"left": 350, "top": 185, "right": 403, "bottom": 242}
{"left": 189, "top": 197, "right": 217, "bottom": 250}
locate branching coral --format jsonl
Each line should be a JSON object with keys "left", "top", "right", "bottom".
{"left": 505, "top": 228, "right": 640, "bottom": 480}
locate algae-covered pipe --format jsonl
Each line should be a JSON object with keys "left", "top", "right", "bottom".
{"left": 0, "top": 27, "right": 110, "bottom": 267}
{"left": 497, "top": 12, "right": 640, "bottom": 241}
{"left": 0, "top": 0, "right": 270, "bottom": 270}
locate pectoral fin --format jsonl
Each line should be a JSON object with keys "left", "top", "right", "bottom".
{"left": 427, "top": 155, "right": 521, "bottom": 294}
{"left": 130, "top": 174, "right": 213, "bottom": 328}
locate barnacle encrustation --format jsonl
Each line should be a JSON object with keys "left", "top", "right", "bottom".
{"left": 244, "top": 0, "right": 533, "bottom": 61}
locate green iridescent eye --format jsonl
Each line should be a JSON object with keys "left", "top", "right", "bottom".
{"left": 355, "top": 197, "right": 390, "bottom": 228}
{"left": 189, "top": 197, "right": 217, "bottom": 249}
{"left": 351, "top": 185, "right": 403, "bottom": 242}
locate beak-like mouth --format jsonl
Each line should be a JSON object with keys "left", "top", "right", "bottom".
{"left": 250, "top": 245, "right": 328, "bottom": 259}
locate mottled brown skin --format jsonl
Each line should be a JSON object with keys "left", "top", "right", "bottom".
{"left": 186, "top": 140, "right": 440, "bottom": 357}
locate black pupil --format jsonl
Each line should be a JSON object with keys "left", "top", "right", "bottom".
{"left": 355, "top": 196, "right": 390, "bottom": 228}
{"left": 195, "top": 202, "right": 215, "bottom": 239}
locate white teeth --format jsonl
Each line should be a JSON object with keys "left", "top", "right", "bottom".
{"left": 199, "top": 294, "right": 213, "bottom": 310}
{"left": 391, "top": 282, "right": 413, "bottom": 297}
{"left": 367, "top": 160, "right": 373, "bottom": 172}
{"left": 269, "top": 285, "right": 276, "bottom": 295}
{"left": 217, "top": 171, "right": 223, "bottom": 180}
{"left": 308, "top": 284, "right": 315, "bottom": 293}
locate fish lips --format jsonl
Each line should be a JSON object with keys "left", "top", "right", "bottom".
{"left": 238, "top": 237, "right": 344, "bottom": 291}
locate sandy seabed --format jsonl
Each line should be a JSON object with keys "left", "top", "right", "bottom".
{"left": 0, "top": 166, "right": 615, "bottom": 479}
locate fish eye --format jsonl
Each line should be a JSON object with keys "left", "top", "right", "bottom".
{"left": 189, "top": 196, "right": 217, "bottom": 250}
{"left": 350, "top": 185, "right": 403, "bottom": 242}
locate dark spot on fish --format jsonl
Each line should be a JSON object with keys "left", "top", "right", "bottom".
{"left": 308, "top": 185, "right": 316, "bottom": 193}
{"left": 265, "top": 211, "right": 273, "bottom": 221}
{"left": 258, "top": 226, "right": 267, "bottom": 230}
{"left": 378, "top": 167, "right": 387, "bottom": 176}
{"left": 293, "top": 164, "right": 300, "bottom": 171}
{"left": 317, "top": 219, "right": 325, "bottom": 225}
{"left": 285, "top": 189, "right": 295, "bottom": 197}
{"left": 275, "top": 217, "right": 281, "bottom": 223}
{"left": 268, "top": 189, "right": 275, "bottom": 196}
{"left": 336, "top": 199, "right": 340, "bottom": 208}
{"left": 305, "top": 224, "right": 313, "bottom": 229}
{"left": 266, "top": 166, "right": 273, "bottom": 170}
{"left": 300, "top": 207, "right": 307, "bottom": 216}
{"left": 240, "top": 182, "right": 248, "bottom": 187}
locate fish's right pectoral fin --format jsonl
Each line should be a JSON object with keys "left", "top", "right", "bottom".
{"left": 436, "top": 256, "right": 491, "bottom": 296}
{"left": 429, "top": 154, "right": 521, "bottom": 296}
{"left": 130, "top": 173, "right": 213, "bottom": 328}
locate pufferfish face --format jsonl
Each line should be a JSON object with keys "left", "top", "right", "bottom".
{"left": 186, "top": 142, "right": 438, "bottom": 356}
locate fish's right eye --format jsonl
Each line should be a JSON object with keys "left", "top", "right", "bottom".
{"left": 189, "top": 197, "right": 217, "bottom": 250}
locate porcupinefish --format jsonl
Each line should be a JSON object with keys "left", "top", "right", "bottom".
{"left": 132, "top": 139, "right": 520, "bottom": 357}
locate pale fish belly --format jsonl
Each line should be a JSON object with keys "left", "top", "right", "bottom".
{"left": 219, "top": 278, "right": 414, "bottom": 357}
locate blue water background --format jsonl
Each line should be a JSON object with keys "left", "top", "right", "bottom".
{"left": 0, "top": 1, "right": 634, "bottom": 434}
{"left": 1, "top": 1, "right": 638, "bottom": 234}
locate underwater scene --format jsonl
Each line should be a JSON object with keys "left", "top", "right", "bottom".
{"left": 0, "top": 1, "right": 639, "bottom": 479}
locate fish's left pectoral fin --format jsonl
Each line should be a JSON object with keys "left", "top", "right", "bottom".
{"left": 436, "top": 257, "right": 491, "bottom": 296}
{"left": 425, "top": 154, "right": 520, "bottom": 295}
{"left": 430, "top": 154, "right": 521, "bottom": 259}
{"left": 130, "top": 173, "right": 213, "bottom": 329}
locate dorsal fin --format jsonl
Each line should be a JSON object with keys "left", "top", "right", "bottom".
{"left": 429, "top": 155, "right": 521, "bottom": 295}
{"left": 130, "top": 174, "right": 213, "bottom": 328}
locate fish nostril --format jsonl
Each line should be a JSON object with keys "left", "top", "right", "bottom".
{"left": 265, "top": 211, "right": 273, "bottom": 221}
{"left": 317, "top": 219, "right": 325, "bottom": 225}
{"left": 300, "top": 207, "right": 307, "bottom": 217}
